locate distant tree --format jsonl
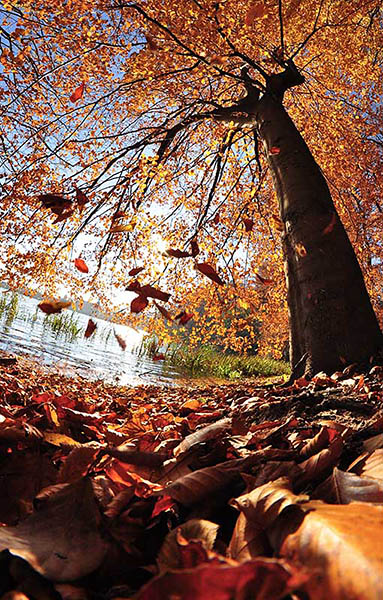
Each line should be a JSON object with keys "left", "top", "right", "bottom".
{"left": 1, "top": 0, "right": 382, "bottom": 376}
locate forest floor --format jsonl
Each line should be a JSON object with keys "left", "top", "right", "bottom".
{"left": 0, "top": 352, "right": 382, "bottom": 600}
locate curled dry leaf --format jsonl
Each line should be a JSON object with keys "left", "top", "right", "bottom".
{"left": 57, "top": 446, "right": 100, "bottom": 484}
{"left": 74, "top": 258, "right": 89, "bottom": 274}
{"left": 131, "top": 295, "right": 149, "bottom": 314}
{"left": 297, "top": 436, "right": 343, "bottom": 485}
{"left": 69, "top": 81, "right": 85, "bottom": 103}
{"left": 274, "top": 501, "right": 383, "bottom": 600}
{"left": 299, "top": 426, "right": 339, "bottom": 460}
{"left": 174, "top": 417, "right": 231, "bottom": 457}
{"left": 0, "top": 478, "right": 108, "bottom": 581}
{"left": 84, "top": 318, "right": 97, "bottom": 338}
{"left": 312, "top": 467, "right": 383, "bottom": 504}
{"left": 195, "top": 262, "right": 224, "bottom": 286}
{"left": 135, "top": 557, "right": 304, "bottom": 600}
{"left": 157, "top": 519, "right": 219, "bottom": 573}
{"left": 114, "top": 331, "right": 127, "bottom": 350}
{"left": 38, "top": 300, "right": 71, "bottom": 315}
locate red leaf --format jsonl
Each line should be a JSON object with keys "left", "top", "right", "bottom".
{"left": 74, "top": 258, "right": 89, "bottom": 274}
{"left": 146, "top": 33, "right": 159, "bottom": 51}
{"left": 195, "top": 262, "right": 224, "bottom": 285}
{"left": 190, "top": 239, "right": 200, "bottom": 257}
{"left": 53, "top": 210, "right": 74, "bottom": 223}
{"left": 166, "top": 248, "right": 191, "bottom": 258}
{"left": 139, "top": 284, "right": 171, "bottom": 302}
{"left": 270, "top": 146, "right": 280, "bottom": 155}
{"left": 84, "top": 318, "right": 97, "bottom": 338}
{"left": 153, "top": 353, "right": 166, "bottom": 361}
{"left": 256, "top": 273, "right": 273, "bottom": 285}
{"left": 176, "top": 311, "right": 193, "bottom": 325}
{"left": 128, "top": 267, "right": 144, "bottom": 277}
{"left": 151, "top": 495, "right": 176, "bottom": 519}
{"left": 131, "top": 295, "right": 149, "bottom": 313}
{"left": 322, "top": 212, "right": 337, "bottom": 235}
{"left": 38, "top": 300, "right": 71, "bottom": 315}
{"left": 114, "top": 331, "right": 127, "bottom": 350}
{"left": 69, "top": 81, "right": 85, "bottom": 103}
{"left": 243, "top": 218, "right": 254, "bottom": 232}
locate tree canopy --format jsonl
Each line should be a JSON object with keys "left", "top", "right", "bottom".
{"left": 1, "top": 0, "right": 382, "bottom": 356}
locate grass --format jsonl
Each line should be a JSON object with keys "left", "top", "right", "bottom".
{"left": 43, "top": 312, "right": 82, "bottom": 340}
{"left": 140, "top": 335, "right": 290, "bottom": 380}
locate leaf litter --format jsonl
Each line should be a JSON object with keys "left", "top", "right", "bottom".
{"left": 0, "top": 354, "right": 382, "bottom": 599}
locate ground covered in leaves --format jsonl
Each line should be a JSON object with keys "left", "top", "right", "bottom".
{"left": 0, "top": 353, "right": 382, "bottom": 600}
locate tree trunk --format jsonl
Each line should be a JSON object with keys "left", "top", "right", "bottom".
{"left": 255, "top": 92, "right": 383, "bottom": 377}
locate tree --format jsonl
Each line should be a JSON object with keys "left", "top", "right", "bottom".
{"left": 0, "top": 0, "right": 382, "bottom": 376}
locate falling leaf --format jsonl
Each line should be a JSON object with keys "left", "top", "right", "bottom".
{"left": 295, "top": 243, "right": 307, "bottom": 257}
{"left": 154, "top": 300, "right": 172, "bottom": 320}
{"left": 39, "top": 193, "right": 72, "bottom": 217}
{"left": 139, "top": 284, "right": 171, "bottom": 302}
{"left": 245, "top": 3, "right": 266, "bottom": 26}
{"left": 212, "top": 213, "right": 220, "bottom": 224}
{"left": 256, "top": 273, "right": 273, "bottom": 285}
{"left": 75, "top": 188, "right": 89, "bottom": 211}
{"left": 190, "top": 239, "right": 200, "bottom": 257}
{"left": 112, "top": 210, "right": 127, "bottom": 220}
{"left": 74, "top": 258, "right": 89, "bottom": 274}
{"left": 195, "top": 262, "right": 224, "bottom": 285}
{"left": 166, "top": 248, "right": 191, "bottom": 258}
{"left": 269, "top": 146, "right": 280, "bottom": 155}
{"left": 175, "top": 311, "right": 193, "bottom": 325}
{"left": 84, "top": 318, "right": 97, "bottom": 338}
{"left": 38, "top": 300, "right": 71, "bottom": 315}
{"left": 69, "top": 81, "right": 85, "bottom": 103}
{"left": 109, "top": 225, "right": 132, "bottom": 233}
{"left": 153, "top": 353, "right": 166, "bottom": 361}
{"left": 114, "top": 331, "right": 127, "bottom": 350}
{"left": 322, "top": 212, "right": 337, "bottom": 235}
{"left": 126, "top": 279, "right": 142, "bottom": 292}
{"left": 243, "top": 218, "right": 254, "bottom": 232}
{"left": 131, "top": 295, "right": 149, "bottom": 313}
{"left": 128, "top": 267, "right": 144, "bottom": 276}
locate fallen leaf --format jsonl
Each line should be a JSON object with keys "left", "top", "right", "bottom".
{"left": 157, "top": 519, "right": 219, "bottom": 573}
{"left": 38, "top": 301, "right": 71, "bottom": 315}
{"left": 174, "top": 418, "right": 231, "bottom": 457}
{"left": 312, "top": 467, "right": 383, "bottom": 504}
{"left": 274, "top": 501, "right": 383, "bottom": 600}
{"left": 84, "top": 318, "right": 97, "bottom": 338}
{"left": 0, "top": 478, "right": 108, "bottom": 581}
{"left": 136, "top": 557, "right": 304, "bottom": 600}
{"left": 297, "top": 436, "right": 343, "bottom": 485}
{"left": 74, "top": 258, "right": 89, "bottom": 274}
{"left": 195, "top": 262, "right": 224, "bottom": 285}
{"left": 131, "top": 295, "right": 149, "bottom": 314}
{"left": 69, "top": 81, "right": 85, "bottom": 103}
{"left": 58, "top": 447, "right": 100, "bottom": 484}
{"left": 114, "top": 331, "right": 127, "bottom": 350}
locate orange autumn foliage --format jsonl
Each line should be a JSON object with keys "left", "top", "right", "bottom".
{"left": 0, "top": 0, "right": 382, "bottom": 357}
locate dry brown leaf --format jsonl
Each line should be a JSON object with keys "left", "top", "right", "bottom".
{"left": 0, "top": 478, "right": 108, "bottom": 581}
{"left": 312, "top": 467, "right": 383, "bottom": 504}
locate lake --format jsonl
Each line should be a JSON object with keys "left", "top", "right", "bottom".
{"left": 0, "top": 293, "right": 185, "bottom": 386}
